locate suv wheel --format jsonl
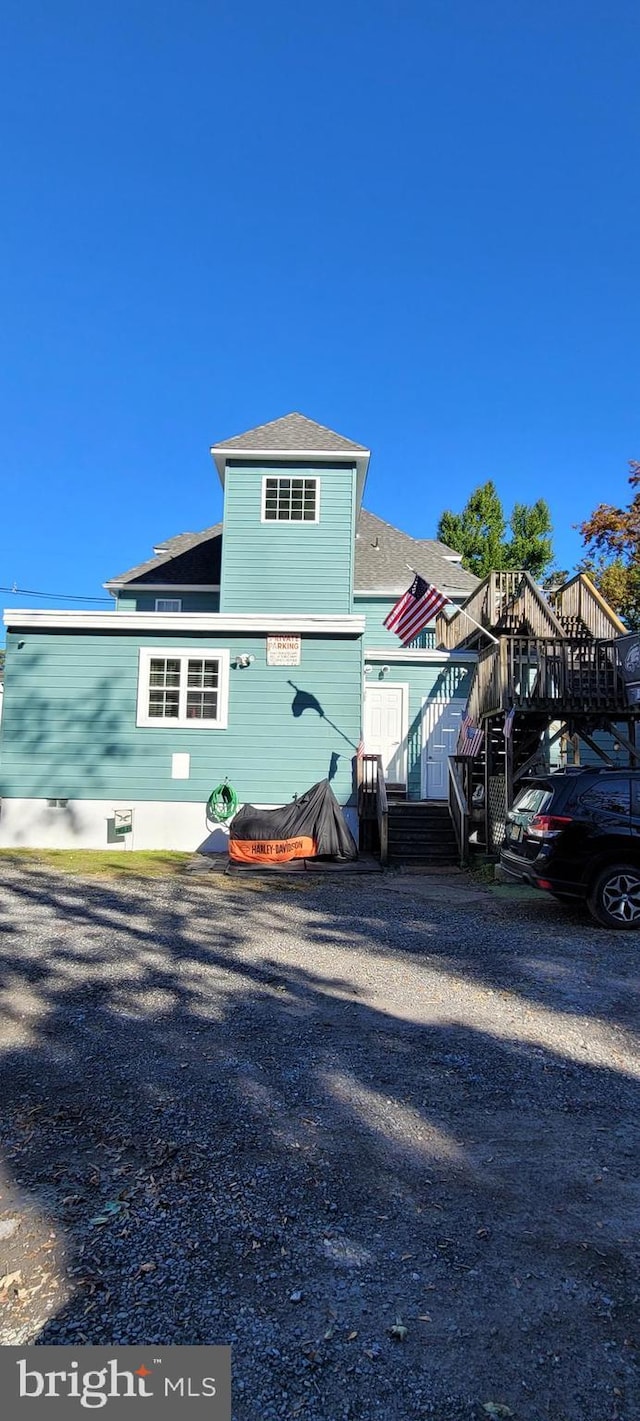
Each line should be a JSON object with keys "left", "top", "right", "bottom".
{"left": 588, "top": 863, "right": 640, "bottom": 929}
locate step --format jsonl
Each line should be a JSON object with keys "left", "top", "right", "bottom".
{"left": 388, "top": 846, "right": 458, "bottom": 859}
{"left": 388, "top": 842, "right": 458, "bottom": 855}
{"left": 387, "top": 810, "right": 455, "bottom": 825}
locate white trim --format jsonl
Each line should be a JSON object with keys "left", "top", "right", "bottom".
{"left": 4, "top": 610, "right": 366, "bottom": 635}
{"left": 136, "top": 647, "right": 230, "bottom": 729}
{"left": 363, "top": 680, "right": 409, "bottom": 786}
{"left": 105, "top": 582, "right": 220, "bottom": 593}
{"left": 154, "top": 597, "right": 183, "bottom": 613}
{"left": 365, "top": 647, "right": 478, "bottom": 663}
{"left": 212, "top": 446, "right": 370, "bottom": 460}
{"left": 211, "top": 446, "right": 370, "bottom": 508}
{"left": 355, "top": 587, "right": 407, "bottom": 598}
{"left": 355, "top": 588, "right": 470, "bottom": 601}
{"left": 260, "top": 473, "right": 320, "bottom": 525}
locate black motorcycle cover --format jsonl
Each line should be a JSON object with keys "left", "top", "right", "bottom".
{"left": 229, "top": 779, "right": 358, "bottom": 865}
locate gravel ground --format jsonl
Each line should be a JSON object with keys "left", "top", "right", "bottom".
{"left": 0, "top": 862, "right": 638, "bottom": 1420}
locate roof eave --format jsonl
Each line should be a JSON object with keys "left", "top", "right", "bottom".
{"left": 211, "top": 446, "right": 370, "bottom": 505}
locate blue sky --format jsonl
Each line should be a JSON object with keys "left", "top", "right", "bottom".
{"left": 1, "top": 0, "right": 638, "bottom": 624}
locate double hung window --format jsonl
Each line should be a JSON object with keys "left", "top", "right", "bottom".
{"left": 137, "top": 648, "right": 229, "bottom": 728}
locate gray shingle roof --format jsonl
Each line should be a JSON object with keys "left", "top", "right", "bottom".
{"left": 108, "top": 510, "right": 477, "bottom": 597}
{"left": 107, "top": 524, "right": 222, "bottom": 586}
{"left": 355, "top": 510, "right": 478, "bottom": 596}
{"left": 211, "top": 412, "right": 368, "bottom": 455}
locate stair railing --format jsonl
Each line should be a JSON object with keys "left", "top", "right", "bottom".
{"left": 376, "top": 758, "right": 389, "bottom": 866}
{"left": 448, "top": 755, "right": 470, "bottom": 867}
{"left": 357, "top": 752, "right": 388, "bottom": 865}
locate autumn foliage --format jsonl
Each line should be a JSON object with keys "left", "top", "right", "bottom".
{"left": 579, "top": 461, "right": 640, "bottom": 629}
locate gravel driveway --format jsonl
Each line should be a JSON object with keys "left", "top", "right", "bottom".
{"left": 0, "top": 862, "right": 638, "bottom": 1420}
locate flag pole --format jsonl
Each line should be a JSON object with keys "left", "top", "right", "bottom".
{"left": 405, "top": 565, "right": 499, "bottom": 646}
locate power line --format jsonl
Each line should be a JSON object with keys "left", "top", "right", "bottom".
{"left": 0, "top": 584, "right": 112, "bottom": 604}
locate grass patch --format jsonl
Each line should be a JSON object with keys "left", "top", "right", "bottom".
{"left": 0, "top": 849, "right": 191, "bottom": 880}
{"left": 467, "top": 860, "right": 497, "bottom": 885}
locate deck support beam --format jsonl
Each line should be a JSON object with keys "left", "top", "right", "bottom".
{"left": 513, "top": 723, "right": 567, "bottom": 785}
{"left": 575, "top": 729, "right": 615, "bottom": 766}
{"left": 596, "top": 720, "right": 638, "bottom": 766}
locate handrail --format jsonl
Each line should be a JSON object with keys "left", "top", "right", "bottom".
{"left": 375, "top": 754, "right": 389, "bottom": 866}
{"left": 447, "top": 755, "right": 469, "bottom": 867}
{"left": 357, "top": 752, "right": 388, "bottom": 865}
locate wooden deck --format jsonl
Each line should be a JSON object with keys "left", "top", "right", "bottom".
{"left": 467, "top": 636, "right": 627, "bottom": 721}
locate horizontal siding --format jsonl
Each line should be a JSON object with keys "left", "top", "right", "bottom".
{"left": 116, "top": 592, "right": 220, "bottom": 612}
{"left": 0, "top": 630, "right": 361, "bottom": 808}
{"left": 356, "top": 595, "right": 436, "bottom": 649}
{"left": 221, "top": 463, "right": 355, "bottom": 613}
{"left": 551, "top": 725, "right": 632, "bottom": 770}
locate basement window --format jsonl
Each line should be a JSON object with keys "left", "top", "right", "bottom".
{"left": 136, "top": 648, "right": 230, "bottom": 728}
{"left": 262, "top": 476, "right": 319, "bottom": 523}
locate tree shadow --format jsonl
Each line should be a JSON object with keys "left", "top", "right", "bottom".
{"left": 0, "top": 866, "right": 637, "bottom": 1421}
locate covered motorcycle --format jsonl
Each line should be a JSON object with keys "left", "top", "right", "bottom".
{"left": 229, "top": 779, "right": 358, "bottom": 866}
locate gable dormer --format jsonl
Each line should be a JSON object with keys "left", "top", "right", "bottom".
{"left": 211, "top": 413, "right": 369, "bottom": 614}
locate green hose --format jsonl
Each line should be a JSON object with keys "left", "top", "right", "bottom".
{"left": 207, "top": 780, "right": 238, "bottom": 823}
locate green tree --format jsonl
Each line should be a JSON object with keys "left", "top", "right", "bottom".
{"left": 578, "top": 461, "right": 640, "bottom": 629}
{"left": 437, "top": 480, "right": 553, "bottom": 579}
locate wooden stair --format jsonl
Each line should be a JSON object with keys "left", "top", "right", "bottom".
{"left": 387, "top": 801, "right": 459, "bottom": 867}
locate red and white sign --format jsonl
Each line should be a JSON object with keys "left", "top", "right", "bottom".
{"left": 267, "top": 635, "right": 301, "bottom": 667}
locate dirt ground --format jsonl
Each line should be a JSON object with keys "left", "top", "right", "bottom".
{"left": 0, "top": 861, "right": 638, "bottom": 1420}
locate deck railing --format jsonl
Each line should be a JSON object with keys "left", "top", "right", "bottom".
{"left": 357, "top": 752, "right": 389, "bottom": 864}
{"left": 471, "top": 636, "right": 625, "bottom": 720}
{"left": 435, "top": 570, "right": 565, "bottom": 650}
{"left": 550, "top": 573, "right": 626, "bottom": 640}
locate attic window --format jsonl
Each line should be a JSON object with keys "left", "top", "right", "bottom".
{"left": 262, "top": 476, "right": 319, "bottom": 523}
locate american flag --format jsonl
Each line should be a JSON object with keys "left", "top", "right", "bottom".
{"left": 457, "top": 714, "right": 484, "bottom": 757}
{"left": 503, "top": 708, "right": 515, "bottom": 740}
{"left": 383, "top": 575, "right": 448, "bottom": 647}
{"left": 356, "top": 737, "right": 365, "bottom": 760}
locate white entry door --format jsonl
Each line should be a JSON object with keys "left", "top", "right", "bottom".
{"left": 363, "top": 683, "right": 408, "bottom": 785}
{"left": 421, "top": 699, "right": 465, "bottom": 799}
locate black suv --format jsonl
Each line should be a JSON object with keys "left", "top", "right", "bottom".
{"left": 500, "top": 767, "right": 640, "bottom": 928}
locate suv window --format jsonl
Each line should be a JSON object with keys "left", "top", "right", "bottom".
{"left": 513, "top": 785, "right": 553, "bottom": 814}
{"left": 577, "top": 777, "right": 630, "bottom": 817}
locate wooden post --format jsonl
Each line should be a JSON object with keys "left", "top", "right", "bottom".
{"left": 499, "top": 638, "right": 509, "bottom": 709}
{"left": 505, "top": 714, "right": 514, "bottom": 817}
{"left": 484, "top": 718, "right": 492, "bottom": 855}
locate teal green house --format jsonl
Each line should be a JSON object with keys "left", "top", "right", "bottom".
{"left": 0, "top": 414, "right": 477, "bottom": 851}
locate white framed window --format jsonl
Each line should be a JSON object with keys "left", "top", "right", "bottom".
{"left": 261, "top": 475, "right": 320, "bottom": 523}
{"left": 154, "top": 597, "right": 182, "bottom": 612}
{"left": 136, "top": 648, "right": 230, "bottom": 728}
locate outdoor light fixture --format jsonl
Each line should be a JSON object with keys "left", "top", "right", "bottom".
{"left": 233, "top": 654, "right": 255, "bottom": 669}
{"left": 364, "top": 664, "right": 373, "bottom": 674}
